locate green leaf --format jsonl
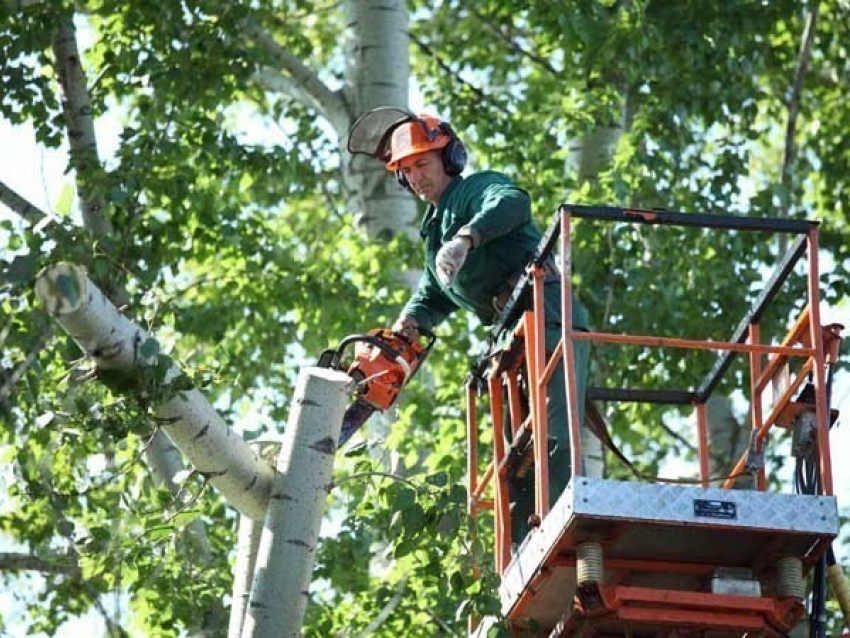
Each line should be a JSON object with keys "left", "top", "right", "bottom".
{"left": 6, "top": 254, "right": 38, "bottom": 285}
{"left": 145, "top": 525, "right": 175, "bottom": 542}
{"left": 426, "top": 472, "right": 448, "bottom": 487}
{"left": 55, "top": 183, "right": 75, "bottom": 216}
{"left": 401, "top": 502, "right": 425, "bottom": 534}
{"left": 171, "top": 510, "right": 200, "bottom": 528}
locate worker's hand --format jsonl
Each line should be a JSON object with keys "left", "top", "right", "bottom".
{"left": 435, "top": 236, "right": 471, "bottom": 287}
{"left": 392, "top": 315, "right": 420, "bottom": 342}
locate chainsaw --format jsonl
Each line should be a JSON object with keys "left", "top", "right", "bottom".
{"left": 317, "top": 327, "right": 436, "bottom": 445}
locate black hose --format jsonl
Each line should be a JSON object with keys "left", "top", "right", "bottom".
{"left": 810, "top": 552, "right": 828, "bottom": 638}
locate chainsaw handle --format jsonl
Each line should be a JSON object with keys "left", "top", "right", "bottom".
{"left": 404, "top": 326, "right": 436, "bottom": 352}
{"left": 337, "top": 334, "right": 406, "bottom": 363}
{"left": 316, "top": 328, "right": 437, "bottom": 382}
{"left": 318, "top": 336, "right": 396, "bottom": 370}
{"left": 406, "top": 327, "right": 436, "bottom": 382}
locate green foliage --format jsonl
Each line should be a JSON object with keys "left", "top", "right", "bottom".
{"left": 0, "top": 0, "right": 847, "bottom": 635}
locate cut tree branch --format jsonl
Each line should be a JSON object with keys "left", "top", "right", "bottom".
{"left": 35, "top": 263, "right": 276, "bottom": 521}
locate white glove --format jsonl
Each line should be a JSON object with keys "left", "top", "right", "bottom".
{"left": 435, "top": 236, "right": 471, "bottom": 287}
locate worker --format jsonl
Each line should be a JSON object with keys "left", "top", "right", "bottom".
{"left": 374, "top": 112, "right": 589, "bottom": 544}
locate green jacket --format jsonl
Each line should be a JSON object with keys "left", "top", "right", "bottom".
{"left": 402, "top": 171, "right": 588, "bottom": 332}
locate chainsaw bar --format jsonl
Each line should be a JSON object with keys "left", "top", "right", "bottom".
{"left": 339, "top": 399, "right": 377, "bottom": 446}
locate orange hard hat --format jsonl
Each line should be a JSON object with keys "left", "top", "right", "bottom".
{"left": 385, "top": 115, "right": 451, "bottom": 171}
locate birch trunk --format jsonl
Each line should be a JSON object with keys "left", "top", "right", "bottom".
{"left": 705, "top": 395, "right": 753, "bottom": 487}
{"left": 564, "top": 90, "right": 634, "bottom": 479}
{"left": 34, "top": 263, "right": 276, "bottom": 520}
{"left": 228, "top": 516, "right": 265, "bottom": 638}
{"left": 339, "top": 0, "right": 417, "bottom": 241}
{"left": 242, "top": 367, "right": 351, "bottom": 638}
{"left": 228, "top": 441, "right": 280, "bottom": 638}
{"left": 51, "top": 15, "right": 110, "bottom": 237}
{"left": 244, "top": 0, "right": 416, "bottom": 241}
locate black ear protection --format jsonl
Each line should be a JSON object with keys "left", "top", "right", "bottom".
{"left": 395, "top": 120, "right": 468, "bottom": 192}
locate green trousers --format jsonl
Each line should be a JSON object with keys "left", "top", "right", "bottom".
{"left": 508, "top": 323, "right": 590, "bottom": 546}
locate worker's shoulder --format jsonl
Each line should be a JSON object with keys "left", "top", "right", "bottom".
{"left": 455, "top": 171, "right": 528, "bottom": 202}
{"left": 462, "top": 170, "right": 518, "bottom": 189}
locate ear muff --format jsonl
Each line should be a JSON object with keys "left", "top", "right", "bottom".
{"left": 438, "top": 122, "right": 467, "bottom": 176}
{"left": 395, "top": 121, "right": 467, "bottom": 191}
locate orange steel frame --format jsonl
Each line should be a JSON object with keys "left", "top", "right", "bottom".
{"left": 464, "top": 206, "right": 840, "bottom": 635}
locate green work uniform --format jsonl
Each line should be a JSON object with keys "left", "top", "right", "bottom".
{"left": 401, "top": 171, "right": 589, "bottom": 545}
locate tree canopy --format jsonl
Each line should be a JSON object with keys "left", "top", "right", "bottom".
{"left": 0, "top": 1, "right": 847, "bottom": 635}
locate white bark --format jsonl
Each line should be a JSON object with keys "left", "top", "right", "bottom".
{"left": 242, "top": 367, "right": 352, "bottom": 638}
{"left": 241, "top": 18, "right": 349, "bottom": 131}
{"left": 51, "top": 16, "right": 110, "bottom": 236}
{"left": 228, "top": 441, "right": 280, "bottom": 638}
{"left": 242, "top": 1, "right": 417, "bottom": 240}
{"left": 34, "top": 263, "right": 276, "bottom": 521}
{"left": 565, "top": 125, "right": 625, "bottom": 185}
{"left": 340, "top": 0, "right": 417, "bottom": 241}
{"left": 564, "top": 84, "right": 638, "bottom": 479}
{"left": 228, "top": 516, "right": 264, "bottom": 638}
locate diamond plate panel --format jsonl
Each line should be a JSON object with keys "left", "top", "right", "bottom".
{"left": 572, "top": 477, "right": 839, "bottom": 534}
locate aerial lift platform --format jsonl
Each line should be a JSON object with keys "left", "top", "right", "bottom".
{"left": 465, "top": 206, "right": 844, "bottom": 637}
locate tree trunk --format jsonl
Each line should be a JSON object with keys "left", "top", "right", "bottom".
{"left": 339, "top": 0, "right": 417, "bottom": 241}
{"left": 228, "top": 441, "right": 280, "bottom": 638}
{"left": 564, "top": 88, "right": 634, "bottom": 479}
{"left": 228, "top": 515, "right": 265, "bottom": 638}
{"left": 241, "top": 367, "right": 351, "bottom": 638}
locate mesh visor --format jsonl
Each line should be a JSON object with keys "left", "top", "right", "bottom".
{"left": 347, "top": 107, "right": 417, "bottom": 161}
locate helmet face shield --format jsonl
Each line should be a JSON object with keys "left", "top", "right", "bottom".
{"left": 347, "top": 107, "right": 417, "bottom": 162}
{"left": 347, "top": 107, "right": 449, "bottom": 169}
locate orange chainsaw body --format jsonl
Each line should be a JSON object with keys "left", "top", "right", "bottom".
{"left": 347, "top": 328, "right": 426, "bottom": 411}
{"left": 317, "top": 327, "right": 436, "bottom": 445}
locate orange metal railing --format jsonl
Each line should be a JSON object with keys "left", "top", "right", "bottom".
{"left": 465, "top": 206, "right": 840, "bottom": 578}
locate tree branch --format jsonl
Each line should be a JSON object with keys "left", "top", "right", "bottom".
{"left": 51, "top": 15, "right": 111, "bottom": 236}
{"left": 352, "top": 576, "right": 409, "bottom": 638}
{"left": 471, "top": 10, "right": 559, "bottom": 75}
{"left": 0, "top": 327, "right": 53, "bottom": 401}
{"left": 0, "top": 551, "right": 78, "bottom": 575}
{"left": 35, "top": 263, "right": 277, "bottom": 521}
{"left": 240, "top": 17, "right": 349, "bottom": 131}
{"left": 2, "top": 0, "right": 45, "bottom": 9}
{"left": 408, "top": 32, "right": 490, "bottom": 106}
{"left": 0, "top": 179, "right": 50, "bottom": 225}
{"left": 335, "top": 471, "right": 418, "bottom": 489}
{"left": 781, "top": 4, "right": 819, "bottom": 187}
